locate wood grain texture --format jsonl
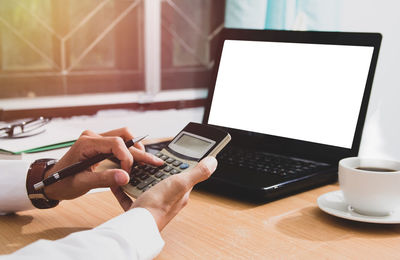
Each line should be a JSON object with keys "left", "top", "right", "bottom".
{"left": 2, "top": 183, "right": 400, "bottom": 258}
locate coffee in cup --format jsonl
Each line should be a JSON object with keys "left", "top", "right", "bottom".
{"left": 339, "top": 157, "right": 400, "bottom": 216}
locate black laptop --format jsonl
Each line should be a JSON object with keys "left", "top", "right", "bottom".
{"left": 195, "top": 29, "right": 381, "bottom": 201}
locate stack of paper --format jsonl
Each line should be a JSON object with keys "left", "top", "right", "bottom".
{"left": 0, "top": 121, "right": 82, "bottom": 159}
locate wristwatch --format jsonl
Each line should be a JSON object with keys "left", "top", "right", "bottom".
{"left": 26, "top": 159, "right": 60, "bottom": 209}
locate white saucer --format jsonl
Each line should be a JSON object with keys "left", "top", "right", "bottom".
{"left": 317, "top": 190, "right": 400, "bottom": 224}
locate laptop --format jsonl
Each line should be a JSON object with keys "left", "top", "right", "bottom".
{"left": 197, "top": 29, "right": 382, "bottom": 201}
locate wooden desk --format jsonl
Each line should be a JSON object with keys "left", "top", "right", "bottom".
{"left": 1, "top": 182, "right": 400, "bottom": 258}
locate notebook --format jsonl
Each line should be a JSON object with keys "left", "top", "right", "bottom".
{"left": 199, "top": 29, "right": 382, "bottom": 201}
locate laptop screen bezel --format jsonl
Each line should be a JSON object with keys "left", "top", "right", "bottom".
{"left": 203, "top": 29, "right": 382, "bottom": 164}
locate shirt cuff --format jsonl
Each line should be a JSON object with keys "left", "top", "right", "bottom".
{"left": 0, "top": 160, "right": 35, "bottom": 214}
{"left": 96, "top": 207, "right": 165, "bottom": 259}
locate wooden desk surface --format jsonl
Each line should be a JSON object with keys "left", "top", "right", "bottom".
{"left": 1, "top": 181, "right": 400, "bottom": 258}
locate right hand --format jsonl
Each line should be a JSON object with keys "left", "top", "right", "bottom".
{"left": 43, "top": 128, "right": 164, "bottom": 201}
{"left": 111, "top": 156, "right": 218, "bottom": 231}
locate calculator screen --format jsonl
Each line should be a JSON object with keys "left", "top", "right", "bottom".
{"left": 169, "top": 132, "right": 216, "bottom": 159}
{"left": 175, "top": 134, "right": 211, "bottom": 152}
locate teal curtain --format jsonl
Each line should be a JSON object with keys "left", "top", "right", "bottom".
{"left": 225, "top": 0, "right": 268, "bottom": 29}
{"left": 225, "top": 0, "right": 342, "bottom": 31}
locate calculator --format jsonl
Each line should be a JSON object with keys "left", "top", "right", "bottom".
{"left": 122, "top": 122, "right": 231, "bottom": 198}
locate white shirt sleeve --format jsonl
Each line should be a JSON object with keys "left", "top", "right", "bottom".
{"left": 0, "top": 160, "right": 34, "bottom": 214}
{"left": 3, "top": 208, "right": 165, "bottom": 260}
{"left": 0, "top": 160, "right": 164, "bottom": 259}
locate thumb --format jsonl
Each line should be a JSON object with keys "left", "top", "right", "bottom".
{"left": 81, "top": 169, "right": 130, "bottom": 189}
{"left": 180, "top": 156, "right": 218, "bottom": 187}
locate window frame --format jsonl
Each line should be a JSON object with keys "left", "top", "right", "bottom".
{"left": 0, "top": 0, "right": 225, "bottom": 121}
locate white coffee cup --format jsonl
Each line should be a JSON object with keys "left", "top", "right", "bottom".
{"left": 339, "top": 157, "right": 400, "bottom": 216}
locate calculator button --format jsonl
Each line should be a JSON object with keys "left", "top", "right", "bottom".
{"left": 139, "top": 173, "right": 150, "bottom": 180}
{"left": 142, "top": 186, "right": 151, "bottom": 192}
{"left": 149, "top": 168, "right": 158, "bottom": 174}
{"left": 129, "top": 178, "right": 140, "bottom": 186}
{"left": 163, "top": 166, "right": 173, "bottom": 172}
{"left": 160, "top": 155, "right": 169, "bottom": 161}
{"left": 130, "top": 167, "right": 139, "bottom": 174}
{"left": 172, "top": 161, "right": 182, "bottom": 167}
{"left": 158, "top": 164, "right": 167, "bottom": 169}
{"left": 155, "top": 171, "right": 165, "bottom": 178}
{"left": 179, "top": 163, "right": 189, "bottom": 170}
{"left": 132, "top": 169, "right": 144, "bottom": 178}
{"left": 166, "top": 158, "right": 175, "bottom": 164}
{"left": 160, "top": 175, "right": 169, "bottom": 180}
{"left": 137, "top": 177, "right": 156, "bottom": 190}
{"left": 144, "top": 165, "right": 153, "bottom": 171}
{"left": 170, "top": 169, "right": 181, "bottom": 175}
{"left": 155, "top": 152, "right": 163, "bottom": 157}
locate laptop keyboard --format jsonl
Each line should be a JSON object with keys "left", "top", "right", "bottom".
{"left": 217, "top": 148, "right": 329, "bottom": 178}
{"left": 144, "top": 141, "right": 330, "bottom": 178}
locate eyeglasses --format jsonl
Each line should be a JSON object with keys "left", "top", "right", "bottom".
{"left": 0, "top": 117, "right": 51, "bottom": 139}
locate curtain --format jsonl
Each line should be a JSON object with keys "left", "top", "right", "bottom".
{"left": 225, "top": 0, "right": 342, "bottom": 31}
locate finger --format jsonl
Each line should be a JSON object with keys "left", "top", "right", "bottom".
{"left": 81, "top": 129, "right": 139, "bottom": 150}
{"left": 79, "top": 136, "right": 134, "bottom": 172}
{"left": 79, "top": 129, "right": 102, "bottom": 138}
{"left": 77, "top": 169, "right": 130, "bottom": 189}
{"left": 134, "top": 141, "right": 145, "bottom": 151}
{"left": 101, "top": 127, "right": 145, "bottom": 151}
{"left": 111, "top": 186, "right": 134, "bottom": 211}
{"left": 100, "top": 127, "right": 133, "bottom": 138}
{"left": 130, "top": 147, "right": 164, "bottom": 166}
{"left": 148, "top": 157, "right": 217, "bottom": 202}
{"left": 178, "top": 156, "right": 218, "bottom": 190}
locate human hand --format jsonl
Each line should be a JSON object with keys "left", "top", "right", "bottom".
{"left": 43, "top": 128, "right": 164, "bottom": 201}
{"left": 111, "top": 156, "right": 218, "bottom": 231}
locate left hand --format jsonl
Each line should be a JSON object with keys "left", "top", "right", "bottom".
{"left": 111, "top": 156, "right": 218, "bottom": 231}
{"left": 43, "top": 128, "right": 164, "bottom": 201}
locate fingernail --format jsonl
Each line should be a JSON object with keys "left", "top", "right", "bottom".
{"left": 203, "top": 156, "right": 218, "bottom": 172}
{"left": 114, "top": 171, "right": 128, "bottom": 185}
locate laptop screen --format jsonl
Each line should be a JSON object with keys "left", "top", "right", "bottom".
{"left": 208, "top": 39, "right": 374, "bottom": 149}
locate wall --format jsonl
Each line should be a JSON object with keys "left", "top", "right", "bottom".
{"left": 339, "top": 0, "right": 400, "bottom": 161}
{"left": 225, "top": 0, "right": 400, "bottom": 161}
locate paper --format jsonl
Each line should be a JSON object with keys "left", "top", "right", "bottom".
{"left": 0, "top": 107, "right": 204, "bottom": 155}
{"left": 0, "top": 121, "right": 82, "bottom": 154}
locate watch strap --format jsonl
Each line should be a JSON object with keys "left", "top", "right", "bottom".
{"left": 26, "top": 159, "right": 60, "bottom": 209}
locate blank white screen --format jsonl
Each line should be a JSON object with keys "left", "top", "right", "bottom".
{"left": 208, "top": 40, "right": 374, "bottom": 148}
